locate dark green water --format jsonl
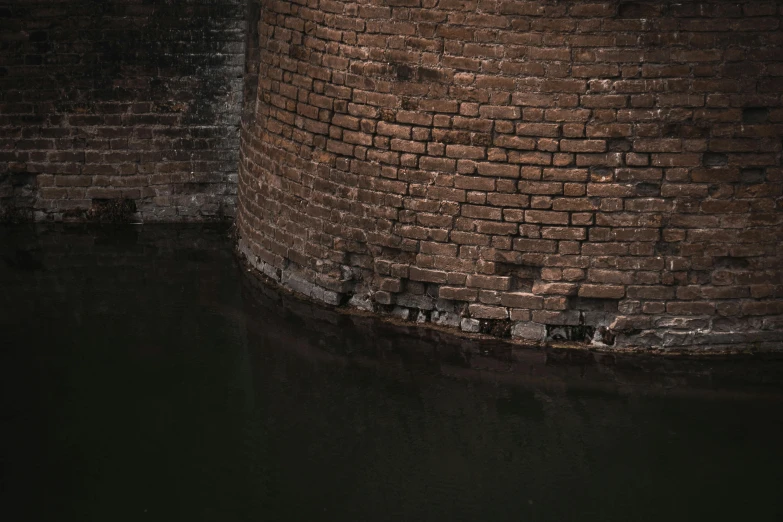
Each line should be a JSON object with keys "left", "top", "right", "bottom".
{"left": 1, "top": 225, "right": 782, "bottom": 522}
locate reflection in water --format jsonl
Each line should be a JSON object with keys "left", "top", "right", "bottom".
{"left": 1, "top": 225, "right": 782, "bottom": 522}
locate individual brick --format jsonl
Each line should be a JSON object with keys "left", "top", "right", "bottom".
{"left": 466, "top": 274, "right": 512, "bottom": 291}
{"left": 439, "top": 286, "right": 478, "bottom": 301}
{"left": 578, "top": 285, "right": 626, "bottom": 299}
{"left": 500, "top": 292, "right": 544, "bottom": 309}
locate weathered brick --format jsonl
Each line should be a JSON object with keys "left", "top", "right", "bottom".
{"left": 479, "top": 106, "right": 521, "bottom": 119}
{"left": 409, "top": 266, "right": 448, "bottom": 284}
{"left": 462, "top": 205, "right": 502, "bottom": 220}
{"left": 500, "top": 292, "right": 543, "bottom": 309}
{"left": 469, "top": 304, "right": 509, "bottom": 319}
{"left": 477, "top": 163, "right": 520, "bottom": 178}
{"left": 532, "top": 282, "right": 579, "bottom": 296}
{"left": 560, "top": 140, "right": 607, "bottom": 153}
{"left": 525, "top": 210, "right": 569, "bottom": 225}
{"left": 439, "top": 286, "right": 478, "bottom": 301}
{"left": 667, "top": 302, "right": 717, "bottom": 315}
{"left": 162, "top": 0, "right": 783, "bottom": 353}
{"left": 579, "top": 285, "right": 626, "bottom": 299}
{"left": 446, "top": 145, "right": 486, "bottom": 159}
{"left": 466, "top": 274, "right": 512, "bottom": 291}
{"left": 513, "top": 238, "right": 558, "bottom": 253}
{"left": 419, "top": 157, "right": 457, "bottom": 172}
{"left": 377, "top": 121, "right": 412, "bottom": 139}
{"left": 532, "top": 310, "right": 581, "bottom": 325}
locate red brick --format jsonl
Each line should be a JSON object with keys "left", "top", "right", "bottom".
{"left": 420, "top": 157, "right": 457, "bottom": 172}
{"left": 579, "top": 285, "right": 626, "bottom": 299}
{"left": 532, "top": 282, "right": 579, "bottom": 295}
{"left": 446, "top": 145, "right": 486, "bottom": 159}
{"left": 219, "top": 0, "right": 783, "bottom": 352}
{"left": 439, "top": 286, "right": 478, "bottom": 301}
{"left": 513, "top": 238, "right": 558, "bottom": 253}
{"left": 477, "top": 162, "right": 520, "bottom": 178}
{"left": 479, "top": 106, "right": 521, "bottom": 119}
{"left": 409, "top": 266, "right": 448, "bottom": 284}
{"left": 469, "top": 304, "right": 508, "bottom": 319}
{"left": 466, "top": 274, "right": 512, "bottom": 291}
{"left": 500, "top": 292, "right": 544, "bottom": 309}
{"left": 377, "top": 121, "right": 411, "bottom": 139}
{"left": 560, "top": 140, "right": 607, "bottom": 152}
{"left": 525, "top": 210, "right": 569, "bottom": 225}
{"left": 666, "top": 302, "right": 716, "bottom": 315}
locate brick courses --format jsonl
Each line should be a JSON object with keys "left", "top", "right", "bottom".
{"left": 0, "top": 0, "right": 246, "bottom": 222}
{"left": 237, "top": 0, "right": 783, "bottom": 352}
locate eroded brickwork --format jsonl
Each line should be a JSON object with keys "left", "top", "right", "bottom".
{"left": 237, "top": 0, "right": 783, "bottom": 351}
{"left": 0, "top": 0, "right": 245, "bottom": 222}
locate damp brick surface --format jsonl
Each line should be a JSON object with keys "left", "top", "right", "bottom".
{"left": 0, "top": 0, "right": 246, "bottom": 222}
{"left": 237, "top": 0, "right": 783, "bottom": 352}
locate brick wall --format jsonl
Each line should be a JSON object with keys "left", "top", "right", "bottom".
{"left": 0, "top": 0, "right": 246, "bottom": 222}
{"left": 237, "top": 0, "right": 783, "bottom": 352}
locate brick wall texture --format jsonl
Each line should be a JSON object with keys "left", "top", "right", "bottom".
{"left": 0, "top": 0, "right": 245, "bottom": 222}
{"left": 237, "top": 0, "right": 783, "bottom": 351}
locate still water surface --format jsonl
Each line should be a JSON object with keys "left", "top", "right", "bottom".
{"left": 1, "top": 225, "right": 782, "bottom": 522}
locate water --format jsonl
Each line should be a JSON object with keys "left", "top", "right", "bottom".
{"left": 2, "top": 225, "right": 782, "bottom": 522}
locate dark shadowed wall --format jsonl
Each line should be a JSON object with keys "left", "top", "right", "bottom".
{"left": 0, "top": 0, "right": 246, "bottom": 222}
{"left": 237, "top": 0, "right": 783, "bottom": 352}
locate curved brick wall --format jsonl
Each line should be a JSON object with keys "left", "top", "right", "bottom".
{"left": 237, "top": 0, "right": 783, "bottom": 352}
